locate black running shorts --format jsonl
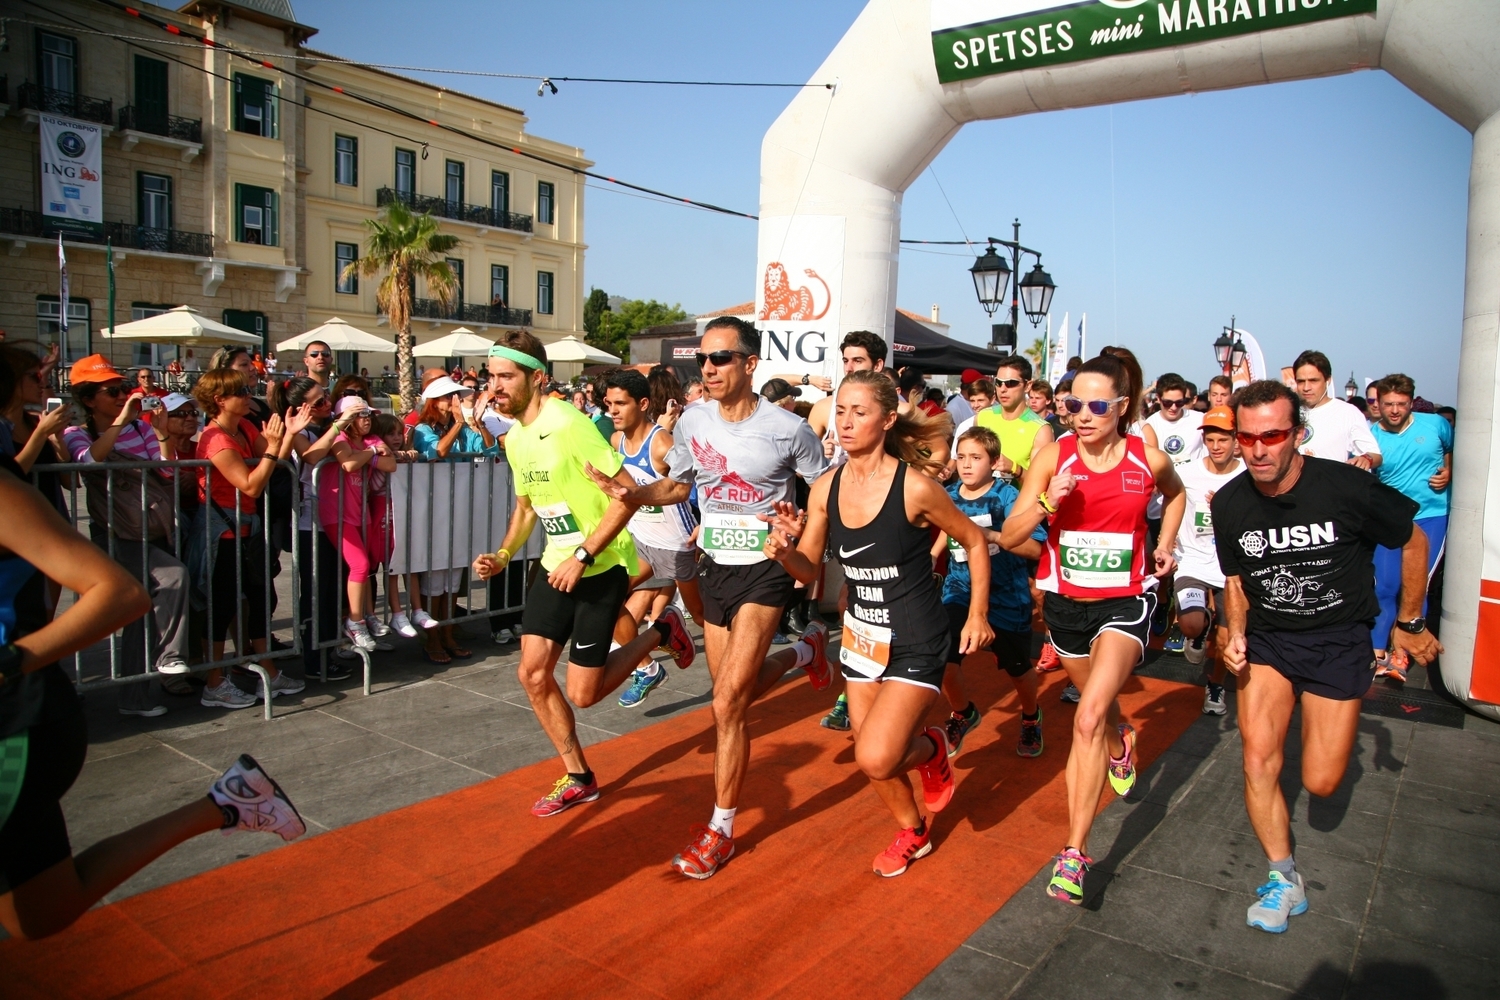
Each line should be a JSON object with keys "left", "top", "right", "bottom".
{"left": 1247, "top": 622, "right": 1375, "bottom": 701}
{"left": 944, "top": 603, "right": 1032, "bottom": 677}
{"left": 1043, "top": 591, "right": 1158, "bottom": 663}
{"left": 841, "top": 632, "right": 950, "bottom": 692}
{"left": 521, "top": 565, "right": 629, "bottom": 668}
{"left": 697, "top": 556, "right": 796, "bottom": 628}
{"left": 1174, "top": 576, "right": 1224, "bottom": 628}
{"left": 0, "top": 709, "right": 88, "bottom": 894}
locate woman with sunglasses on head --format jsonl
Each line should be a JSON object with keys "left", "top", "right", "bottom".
{"left": 1001, "top": 351, "right": 1186, "bottom": 906}
{"left": 209, "top": 347, "right": 272, "bottom": 430}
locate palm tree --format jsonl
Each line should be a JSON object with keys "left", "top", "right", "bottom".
{"left": 1025, "top": 334, "right": 1048, "bottom": 371}
{"left": 344, "top": 200, "right": 461, "bottom": 411}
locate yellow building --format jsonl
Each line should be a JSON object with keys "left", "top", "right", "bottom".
{"left": 0, "top": 0, "right": 589, "bottom": 377}
{"left": 301, "top": 53, "right": 592, "bottom": 375}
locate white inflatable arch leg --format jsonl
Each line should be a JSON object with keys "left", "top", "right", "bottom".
{"left": 758, "top": 0, "right": 1500, "bottom": 718}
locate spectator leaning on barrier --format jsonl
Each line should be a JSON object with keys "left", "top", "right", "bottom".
{"left": 189, "top": 368, "right": 308, "bottom": 705}
{"left": 61, "top": 354, "right": 193, "bottom": 718}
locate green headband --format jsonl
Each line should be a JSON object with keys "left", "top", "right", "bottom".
{"left": 488, "top": 345, "right": 547, "bottom": 371}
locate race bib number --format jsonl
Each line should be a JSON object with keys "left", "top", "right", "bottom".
{"left": 535, "top": 501, "right": 585, "bottom": 548}
{"left": 947, "top": 512, "right": 998, "bottom": 564}
{"left": 1059, "top": 530, "right": 1134, "bottom": 588}
{"left": 700, "top": 512, "right": 768, "bottom": 565}
{"left": 1192, "top": 505, "right": 1214, "bottom": 537}
{"left": 840, "top": 613, "right": 892, "bottom": 679}
{"left": 634, "top": 503, "right": 666, "bottom": 524}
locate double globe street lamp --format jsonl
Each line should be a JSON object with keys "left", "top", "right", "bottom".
{"left": 1213, "top": 316, "right": 1247, "bottom": 377}
{"left": 969, "top": 218, "right": 1056, "bottom": 353}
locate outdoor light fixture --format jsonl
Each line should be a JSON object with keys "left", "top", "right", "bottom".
{"left": 1230, "top": 336, "right": 1247, "bottom": 373}
{"left": 969, "top": 246, "right": 1010, "bottom": 317}
{"left": 1018, "top": 263, "right": 1056, "bottom": 325}
{"left": 1214, "top": 317, "right": 1247, "bottom": 375}
{"left": 1213, "top": 330, "right": 1235, "bottom": 371}
{"left": 1346, "top": 372, "right": 1360, "bottom": 400}
{"left": 537, "top": 78, "right": 558, "bottom": 96}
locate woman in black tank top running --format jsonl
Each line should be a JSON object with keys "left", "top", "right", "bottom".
{"left": 764, "top": 371, "right": 994, "bottom": 877}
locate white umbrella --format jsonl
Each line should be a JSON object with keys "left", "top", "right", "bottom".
{"left": 101, "top": 305, "right": 262, "bottom": 347}
{"left": 545, "top": 335, "right": 619, "bottom": 364}
{"left": 277, "top": 317, "right": 394, "bottom": 353}
{"left": 412, "top": 327, "right": 496, "bottom": 358}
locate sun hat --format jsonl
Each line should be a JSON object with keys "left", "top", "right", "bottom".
{"left": 334, "top": 395, "right": 373, "bottom": 416}
{"left": 161, "top": 392, "right": 195, "bottom": 412}
{"left": 69, "top": 354, "right": 123, "bottom": 385}
{"left": 420, "top": 375, "right": 472, "bottom": 400}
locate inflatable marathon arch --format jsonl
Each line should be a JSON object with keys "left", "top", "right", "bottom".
{"left": 751, "top": 0, "right": 1500, "bottom": 719}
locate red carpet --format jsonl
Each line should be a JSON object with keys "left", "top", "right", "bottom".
{"left": 4, "top": 663, "right": 1200, "bottom": 999}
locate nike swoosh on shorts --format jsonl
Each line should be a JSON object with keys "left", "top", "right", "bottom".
{"left": 839, "top": 543, "right": 876, "bottom": 559}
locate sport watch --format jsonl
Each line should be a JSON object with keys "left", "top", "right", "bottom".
{"left": 572, "top": 546, "right": 596, "bottom": 567}
{"left": 1395, "top": 617, "right": 1427, "bottom": 635}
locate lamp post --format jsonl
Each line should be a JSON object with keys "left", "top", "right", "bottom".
{"left": 1212, "top": 315, "right": 1247, "bottom": 377}
{"left": 1345, "top": 372, "right": 1360, "bottom": 401}
{"left": 969, "top": 218, "right": 1056, "bottom": 353}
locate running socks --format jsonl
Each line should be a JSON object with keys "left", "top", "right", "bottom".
{"left": 913, "top": 818, "right": 927, "bottom": 837}
{"left": 570, "top": 770, "right": 595, "bottom": 787}
{"left": 1269, "top": 856, "right": 1297, "bottom": 880}
{"left": 1022, "top": 710, "right": 1040, "bottom": 722}
{"left": 791, "top": 640, "right": 815, "bottom": 669}
{"left": 651, "top": 619, "right": 673, "bottom": 644}
{"left": 710, "top": 805, "right": 736, "bottom": 838}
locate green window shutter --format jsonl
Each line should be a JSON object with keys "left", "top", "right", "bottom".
{"left": 268, "top": 83, "right": 280, "bottom": 139}
{"left": 233, "top": 184, "right": 245, "bottom": 241}
{"left": 134, "top": 56, "right": 168, "bottom": 128}
{"left": 265, "top": 189, "right": 279, "bottom": 247}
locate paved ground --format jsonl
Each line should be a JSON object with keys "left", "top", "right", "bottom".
{"left": 909, "top": 676, "right": 1500, "bottom": 999}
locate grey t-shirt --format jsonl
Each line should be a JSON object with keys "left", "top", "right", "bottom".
{"left": 667, "top": 397, "right": 827, "bottom": 519}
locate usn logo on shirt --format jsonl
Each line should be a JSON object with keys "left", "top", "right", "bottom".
{"left": 1238, "top": 521, "right": 1337, "bottom": 558}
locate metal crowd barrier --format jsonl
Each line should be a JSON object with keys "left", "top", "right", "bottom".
{"left": 24, "top": 446, "right": 533, "bottom": 721}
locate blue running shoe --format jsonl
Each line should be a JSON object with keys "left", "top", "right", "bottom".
{"left": 618, "top": 664, "right": 666, "bottom": 708}
{"left": 1163, "top": 624, "right": 1187, "bottom": 653}
{"left": 1247, "top": 870, "right": 1308, "bottom": 933}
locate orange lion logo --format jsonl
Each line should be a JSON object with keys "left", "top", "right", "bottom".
{"left": 759, "top": 262, "right": 830, "bottom": 321}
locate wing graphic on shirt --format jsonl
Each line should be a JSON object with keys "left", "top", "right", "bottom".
{"left": 691, "top": 437, "right": 727, "bottom": 476}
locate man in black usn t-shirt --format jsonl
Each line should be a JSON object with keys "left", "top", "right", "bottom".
{"left": 1210, "top": 380, "right": 1441, "bottom": 935}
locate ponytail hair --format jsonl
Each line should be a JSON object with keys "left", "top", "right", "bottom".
{"left": 1084, "top": 345, "right": 1145, "bottom": 435}
{"left": 839, "top": 370, "right": 946, "bottom": 478}
{"left": 268, "top": 375, "right": 322, "bottom": 417}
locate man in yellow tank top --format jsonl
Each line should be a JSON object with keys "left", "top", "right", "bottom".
{"left": 975, "top": 355, "right": 1055, "bottom": 479}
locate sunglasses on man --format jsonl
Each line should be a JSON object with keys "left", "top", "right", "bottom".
{"left": 1159, "top": 397, "right": 1188, "bottom": 410}
{"left": 1062, "top": 395, "right": 1125, "bottom": 416}
{"left": 306, "top": 351, "right": 332, "bottom": 359}
{"left": 995, "top": 377, "right": 1025, "bottom": 389}
{"left": 695, "top": 350, "right": 747, "bottom": 368}
{"left": 1235, "top": 427, "right": 1296, "bottom": 448}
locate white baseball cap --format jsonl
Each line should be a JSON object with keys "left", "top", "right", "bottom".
{"left": 161, "top": 392, "right": 195, "bottom": 412}
{"left": 419, "top": 375, "right": 473, "bottom": 400}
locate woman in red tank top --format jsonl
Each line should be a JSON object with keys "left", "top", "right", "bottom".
{"left": 1001, "top": 352, "right": 1186, "bottom": 906}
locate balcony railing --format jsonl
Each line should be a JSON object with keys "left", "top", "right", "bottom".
{"left": 376, "top": 187, "right": 533, "bottom": 234}
{"left": 410, "top": 298, "right": 532, "bottom": 327}
{"left": 17, "top": 82, "right": 113, "bottom": 126}
{"left": 118, "top": 105, "right": 202, "bottom": 144}
{"left": 0, "top": 207, "right": 214, "bottom": 257}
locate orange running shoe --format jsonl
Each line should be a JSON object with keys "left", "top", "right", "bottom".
{"left": 671, "top": 824, "right": 735, "bottom": 879}
{"left": 1035, "top": 640, "right": 1062, "bottom": 673}
{"left": 914, "top": 726, "right": 954, "bottom": 812}
{"left": 873, "top": 824, "right": 933, "bottom": 877}
{"left": 799, "top": 621, "right": 831, "bottom": 691}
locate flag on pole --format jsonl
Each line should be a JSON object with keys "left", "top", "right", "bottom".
{"left": 1078, "top": 313, "right": 1087, "bottom": 361}
{"left": 1050, "top": 311, "right": 1070, "bottom": 385}
{"left": 57, "top": 235, "right": 70, "bottom": 360}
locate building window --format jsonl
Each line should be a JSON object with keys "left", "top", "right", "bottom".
{"left": 537, "top": 181, "right": 555, "bottom": 225}
{"left": 129, "top": 304, "right": 173, "bottom": 367}
{"left": 36, "top": 296, "right": 90, "bottom": 360}
{"left": 138, "top": 173, "right": 172, "bottom": 231}
{"left": 394, "top": 148, "right": 416, "bottom": 198}
{"left": 536, "top": 271, "right": 554, "bottom": 315}
{"left": 134, "top": 55, "right": 169, "bottom": 130}
{"left": 445, "top": 258, "right": 464, "bottom": 316}
{"left": 491, "top": 171, "right": 509, "bottom": 216}
{"left": 445, "top": 160, "right": 464, "bottom": 208}
{"left": 335, "top": 135, "right": 358, "bottom": 187}
{"left": 222, "top": 310, "right": 269, "bottom": 354}
{"left": 234, "top": 184, "right": 279, "bottom": 245}
{"left": 335, "top": 242, "right": 359, "bottom": 294}
{"left": 38, "top": 31, "right": 77, "bottom": 94}
{"left": 233, "top": 73, "right": 279, "bottom": 138}
{"left": 490, "top": 264, "right": 509, "bottom": 308}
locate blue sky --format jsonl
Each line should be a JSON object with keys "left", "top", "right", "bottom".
{"left": 297, "top": 0, "right": 1473, "bottom": 401}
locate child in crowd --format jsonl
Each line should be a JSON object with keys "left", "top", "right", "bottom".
{"left": 320, "top": 398, "right": 397, "bottom": 651}
{"left": 933, "top": 426, "right": 1049, "bottom": 757}
{"left": 368, "top": 412, "right": 433, "bottom": 638}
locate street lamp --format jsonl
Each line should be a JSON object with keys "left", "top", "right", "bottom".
{"left": 1345, "top": 372, "right": 1360, "bottom": 401}
{"left": 969, "top": 219, "right": 1056, "bottom": 350}
{"left": 1213, "top": 316, "right": 1247, "bottom": 376}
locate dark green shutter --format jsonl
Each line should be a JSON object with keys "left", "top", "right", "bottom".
{"left": 134, "top": 56, "right": 168, "bottom": 131}
{"left": 265, "top": 190, "right": 279, "bottom": 247}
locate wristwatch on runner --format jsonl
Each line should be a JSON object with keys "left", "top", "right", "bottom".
{"left": 1395, "top": 617, "right": 1427, "bottom": 634}
{"left": 572, "top": 546, "right": 596, "bottom": 566}
{"left": 800, "top": 374, "right": 809, "bottom": 385}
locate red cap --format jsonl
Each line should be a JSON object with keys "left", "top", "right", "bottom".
{"left": 961, "top": 368, "right": 984, "bottom": 385}
{"left": 69, "top": 353, "right": 123, "bottom": 385}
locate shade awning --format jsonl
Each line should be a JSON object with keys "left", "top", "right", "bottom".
{"left": 100, "top": 305, "right": 263, "bottom": 347}
{"left": 891, "top": 312, "right": 1001, "bottom": 376}
{"left": 411, "top": 328, "right": 497, "bottom": 358}
{"left": 545, "top": 335, "right": 619, "bottom": 364}
{"left": 278, "top": 317, "right": 393, "bottom": 353}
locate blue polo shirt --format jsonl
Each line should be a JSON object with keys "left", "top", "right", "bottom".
{"left": 1372, "top": 413, "right": 1452, "bottom": 520}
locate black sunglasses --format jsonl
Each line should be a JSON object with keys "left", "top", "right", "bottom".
{"left": 306, "top": 351, "right": 332, "bottom": 359}
{"left": 1160, "top": 398, "right": 1187, "bottom": 410}
{"left": 995, "top": 378, "right": 1025, "bottom": 389}
{"left": 695, "top": 350, "right": 747, "bottom": 368}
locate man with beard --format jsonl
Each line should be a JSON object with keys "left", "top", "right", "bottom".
{"left": 472, "top": 331, "right": 696, "bottom": 818}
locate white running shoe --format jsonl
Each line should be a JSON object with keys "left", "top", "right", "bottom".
{"left": 493, "top": 627, "right": 515, "bottom": 644}
{"left": 366, "top": 615, "right": 393, "bottom": 638}
{"left": 1247, "top": 870, "right": 1307, "bottom": 933}
{"left": 391, "top": 612, "right": 419, "bottom": 638}
{"left": 201, "top": 679, "right": 256, "bottom": 710}
{"left": 263, "top": 671, "right": 306, "bottom": 699}
{"left": 208, "top": 754, "right": 307, "bottom": 842}
{"left": 411, "top": 609, "right": 439, "bottom": 629}
{"left": 157, "top": 658, "right": 190, "bottom": 675}
{"left": 345, "top": 618, "right": 378, "bottom": 652}
{"left": 1183, "top": 636, "right": 1208, "bottom": 666}
{"left": 1203, "top": 683, "right": 1228, "bottom": 716}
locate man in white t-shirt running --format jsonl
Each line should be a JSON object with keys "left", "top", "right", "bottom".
{"left": 1292, "top": 350, "right": 1381, "bottom": 471}
{"left": 1172, "top": 406, "right": 1243, "bottom": 715}
{"left": 1144, "top": 373, "right": 1206, "bottom": 641}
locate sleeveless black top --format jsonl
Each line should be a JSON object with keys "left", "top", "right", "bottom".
{"left": 829, "top": 461, "right": 947, "bottom": 650}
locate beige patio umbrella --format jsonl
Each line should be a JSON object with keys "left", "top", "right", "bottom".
{"left": 277, "top": 317, "right": 394, "bottom": 353}
{"left": 100, "top": 305, "right": 263, "bottom": 347}
{"left": 411, "top": 328, "right": 497, "bottom": 358}
{"left": 544, "top": 335, "right": 619, "bottom": 364}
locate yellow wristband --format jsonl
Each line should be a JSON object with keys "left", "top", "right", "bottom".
{"left": 495, "top": 547, "right": 512, "bottom": 562}
{"left": 1037, "top": 491, "right": 1058, "bottom": 515}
